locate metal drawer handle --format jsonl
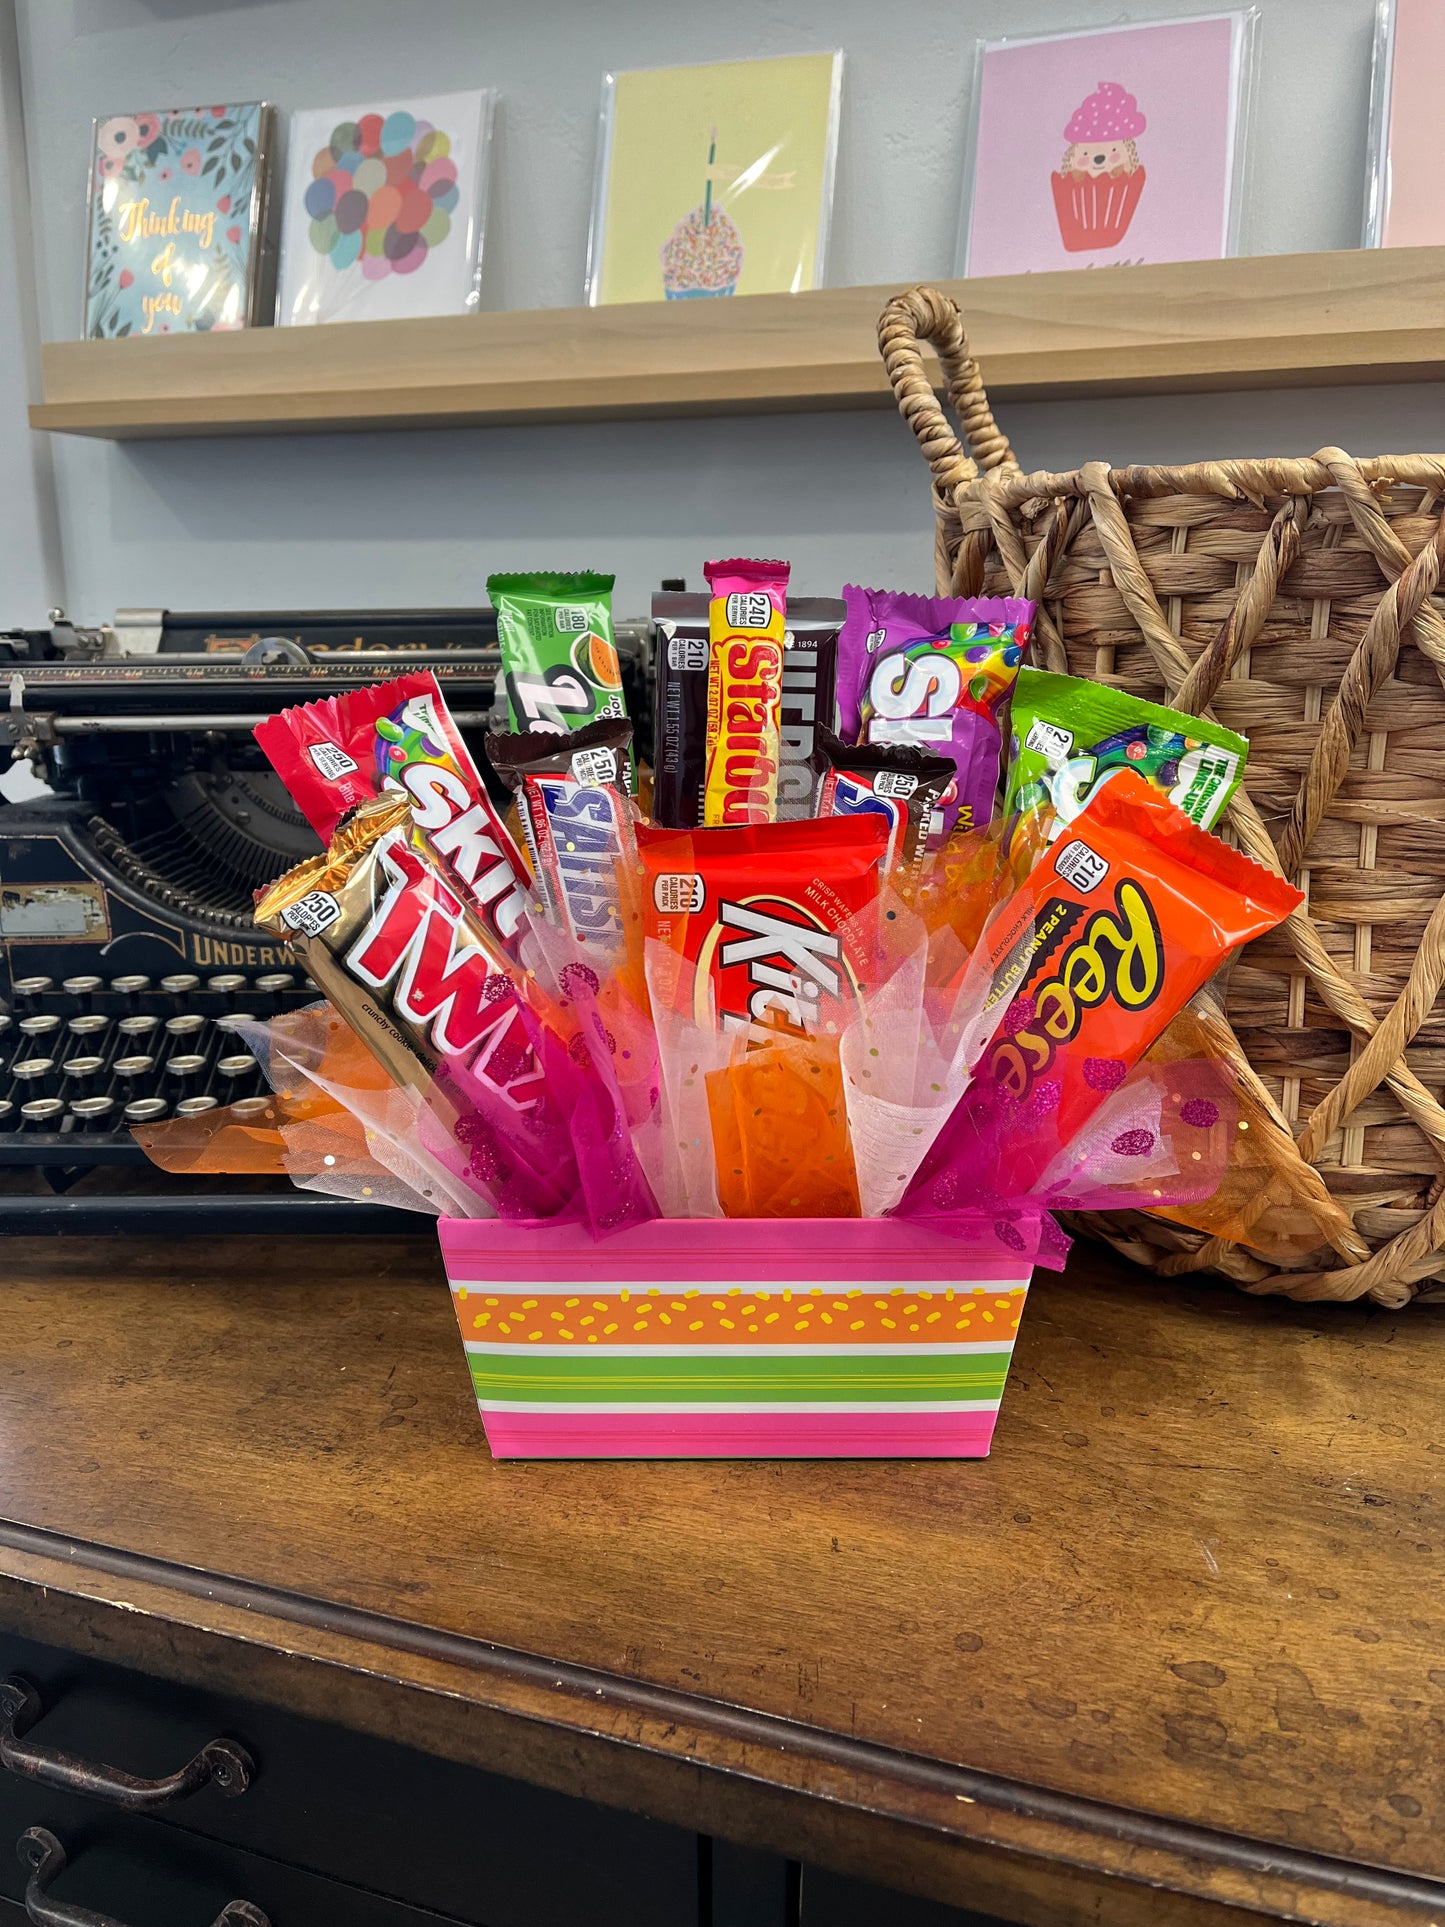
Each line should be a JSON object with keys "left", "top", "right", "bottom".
{"left": 18, "top": 1828, "right": 269, "bottom": 1927}
{"left": 0, "top": 1678, "right": 252, "bottom": 1813}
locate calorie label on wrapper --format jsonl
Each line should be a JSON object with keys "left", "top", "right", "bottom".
{"left": 703, "top": 559, "right": 789, "bottom": 827}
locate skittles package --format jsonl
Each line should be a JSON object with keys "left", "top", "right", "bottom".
{"left": 488, "top": 571, "right": 634, "bottom": 787}
{"left": 1004, "top": 668, "right": 1247, "bottom": 856}
{"left": 254, "top": 671, "right": 531, "bottom": 957}
{"left": 837, "top": 587, "right": 1031, "bottom": 844}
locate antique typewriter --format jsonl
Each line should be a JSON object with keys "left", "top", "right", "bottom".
{"left": 0, "top": 604, "right": 654, "bottom": 1231}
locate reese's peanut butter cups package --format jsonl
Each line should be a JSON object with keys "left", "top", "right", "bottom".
{"left": 810, "top": 726, "right": 953, "bottom": 880}
{"left": 702, "top": 558, "right": 788, "bottom": 827}
{"left": 638, "top": 816, "right": 889, "bottom": 1036}
{"left": 896, "top": 769, "right": 1303, "bottom": 1214}
{"left": 485, "top": 718, "right": 637, "bottom": 952}
{"left": 254, "top": 670, "right": 531, "bottom": 955}
{"left": 488, "top": 571, "right": 633, "bottom": 787}
{"left": 1004, "top": 667, "right": 1247, "bottom": 853}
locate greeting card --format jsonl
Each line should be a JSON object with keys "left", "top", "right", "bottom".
{"left": 84, "top": 102, "right": 271, "bottom": 337}
{"left": 587, "top": 53, "right": 842, "bottom": 306}
{"left": 275, "top": 90, "right": 494, "bottom": 325}
{"left": 958, "top": 15, "right": 1255, "bottom": 277}
{"left": 1365, "top": 0, "right": 1445, "bottom": 247}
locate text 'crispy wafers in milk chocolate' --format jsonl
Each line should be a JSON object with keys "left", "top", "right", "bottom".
{"left": 702, "top": 558, "right": 788, "bottom": 826}
{"left": 486, "top": 719, "right": 637, "bottom": 951}
{"left": 254, "top": 671, "right": 531, "bottom": 957}
{"left": 638, "top": 817, "right": 889, "bottom": 1035}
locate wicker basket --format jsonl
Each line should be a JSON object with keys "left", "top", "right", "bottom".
{"left": 878, "top": 284, "right": 1445, "bottom": 1308}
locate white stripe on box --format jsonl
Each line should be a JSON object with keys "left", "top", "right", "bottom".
{"left": 463, "top": 1340, "right": 1017, "bottom": 1359}
{"left": 449, "top": 1277, "right": 1031, "bottom": 1297}
{"left": 473, "top": 1399, "right": 1004, "bottom": 1416}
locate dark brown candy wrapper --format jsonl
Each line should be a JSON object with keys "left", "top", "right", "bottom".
{"left": 810, "top": 725, "right": 954, "bottom": 878}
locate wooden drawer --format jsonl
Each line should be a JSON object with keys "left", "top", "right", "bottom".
{"left": 0, "top": 1635, "right": 699, "bottom": 1927}
{"left": 0, "top": 1778, "right": 469, "bottom": 1924}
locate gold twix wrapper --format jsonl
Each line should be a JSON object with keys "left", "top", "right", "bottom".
{"left": 253, "top": 794, "right": 544, "bottom": 1113}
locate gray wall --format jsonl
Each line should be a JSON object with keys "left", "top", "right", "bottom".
{"left": 11, "top": 0, "right": 1440, "bottom": 624}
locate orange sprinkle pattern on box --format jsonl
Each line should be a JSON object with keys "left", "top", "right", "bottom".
{"left": 452, "top": 1286, "right": 1026, "bottom": 1347}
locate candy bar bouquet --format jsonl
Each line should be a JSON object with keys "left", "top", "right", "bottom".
{"left": 140, "top": 563, "right": 1329, "bottom": 1460}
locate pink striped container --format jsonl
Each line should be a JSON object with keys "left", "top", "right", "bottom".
{"left": 437, "top": 1217, "right": 1033, "bottom": 1460}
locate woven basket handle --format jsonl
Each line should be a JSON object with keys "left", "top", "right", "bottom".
{"left": 877, "top": 286, "right": 1019, "bottom": 492}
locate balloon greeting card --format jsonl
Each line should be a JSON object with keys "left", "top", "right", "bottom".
{"left": 958, "top": 14, "right": 1255, "bottom": 278}
{"left": 275, "top": 89, "right": 494, "bottom": 325}
{"left": 587, "top": 53, "right": 842, "bottom": 306}
{"left": 83, "top": 102, "right": 272, "bottom": 338}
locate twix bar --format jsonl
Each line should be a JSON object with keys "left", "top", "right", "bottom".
{"left": 702, "top": 558, "right": 789, "bottom": 826}
{"left": 253, "top": 793, "right": 546, "bottom": 1117}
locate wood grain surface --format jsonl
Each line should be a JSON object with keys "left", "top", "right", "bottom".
{"left": 29, "top": 246, "right": 1445, "bottom": 439}
{"left": 0, "top": 1232, "right": 1440, "bottom": 1927}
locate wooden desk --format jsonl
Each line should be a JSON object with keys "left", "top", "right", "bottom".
{"left": 0, "top": 1234, "right": 1439, "bottom": 1926}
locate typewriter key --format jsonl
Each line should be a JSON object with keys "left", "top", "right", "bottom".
{"left": 166, "top": 1052, "right": 208, "bottom": 1081}
{"left": 113, "top": 1054, "right": 157, "bottom": 1084}
{"left": 176, "top": 1094, "right": 220, "bottom": 1117}
{"left": 255, "top": 972, "right": 295, "bottom": 994}
{"left": 0, "top": 1099, "right": 12, "bottom": 1126}
{"left": 18, "top": 1014, "right": 61, "bottom": 1041}
{"left": 21, "top": 1097, "right": 65, "bottom": 1128}
{"left": 61, "top": 1056, "right": 106, "bottom": 1092}
{"left": 118, "top": 1014, "right": 161, "bottom": 1041}
{"left": 164, "top": 1013, "right": 207, "bottom": 1041}
{"left": 70, "top": 1095, "right": 116, "bottom": 1129}
{"left": 62, "top": 975, "right": 102, "bottom": 1008}
{"left": 230, "top": 1096, "right": 271, "bottom": 1122}
{"left": 67, "top": 1014, "right": 110, "bottom": 1042}
{"left": 110, "top": 974, "right": 151, "bottom": 1012}
{"left": 11, "top": 976, "right": 53, "bottom": 1005}
{"left": 207, "top": 973, "right": 247, "bottom": 998}
{"left": 11, "top": 1058, "right": 55, "bottom": 1086}
{"left": 123, "top": 1097, "right": 169, "bottom": 1124}
{"left": 160, "top": 973, "right": 201, "bottom": 1000}
{"left": 217, "top": 1052, "right": 259, "bottom": 1081}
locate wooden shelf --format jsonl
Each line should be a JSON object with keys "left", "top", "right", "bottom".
{"left": 29, "top": 246, "right": 1445, "bottom": 441}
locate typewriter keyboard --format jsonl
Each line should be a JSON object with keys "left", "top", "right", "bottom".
{"left": 0, "top": 969, "right": 319, "bottom": 1161}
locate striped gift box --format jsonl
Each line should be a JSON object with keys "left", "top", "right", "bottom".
{"left": 437, "top": 1217, "right": 1032, "bottom": 1460}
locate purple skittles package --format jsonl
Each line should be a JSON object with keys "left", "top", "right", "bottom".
{"left": 837, "top": 588, "right": 1032, "bottom": 844}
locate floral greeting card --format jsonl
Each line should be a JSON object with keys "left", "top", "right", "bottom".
{"left": 274, "top": 90, "right": 494, "bottom": 325}
{"left": 84, "top": 103, "right": 271, "bottom": 337}
{"left": 587, "top": 53, "right": 842, "bottom": 306}
{"left": 959, "top": 15, "right": 1254, "bottom": 278}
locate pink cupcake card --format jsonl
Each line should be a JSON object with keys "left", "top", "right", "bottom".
{"left": 959, "top": 14, "right": 1256, "bottom": 279}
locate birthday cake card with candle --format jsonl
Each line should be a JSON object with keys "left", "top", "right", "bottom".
{"left": 587, "top": 53, "right": 842, "bottom": 306}
{"left": 83, "top": 102, "right": 272, "bottom": 337}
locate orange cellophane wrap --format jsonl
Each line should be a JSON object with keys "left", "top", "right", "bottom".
{"left": 1144, "top": 1002, "right": 1363, "bottom": 1265}
{"left": 706, "top": 1032, "right": 861, "bottom": 1219}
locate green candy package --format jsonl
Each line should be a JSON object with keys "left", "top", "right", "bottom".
{"left": 488, "top": 571, "right": 634, "bottom": 787}
{"left": 1003, "top": 667, "right": 1247, "bottom": 858}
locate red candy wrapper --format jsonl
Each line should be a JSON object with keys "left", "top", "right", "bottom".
{"left": 638, "top": 817, "right": 889, "bottom": 1035}
{"left": 895, "top": 771, "right": 1303, "bottom": 1218}
{"left": 255, "top": 671, "right": 531, "bottom": 955}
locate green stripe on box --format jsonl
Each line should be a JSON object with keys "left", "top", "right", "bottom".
{"left": 468, "top": 1348, "right": 1015, "bottom": 1406}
